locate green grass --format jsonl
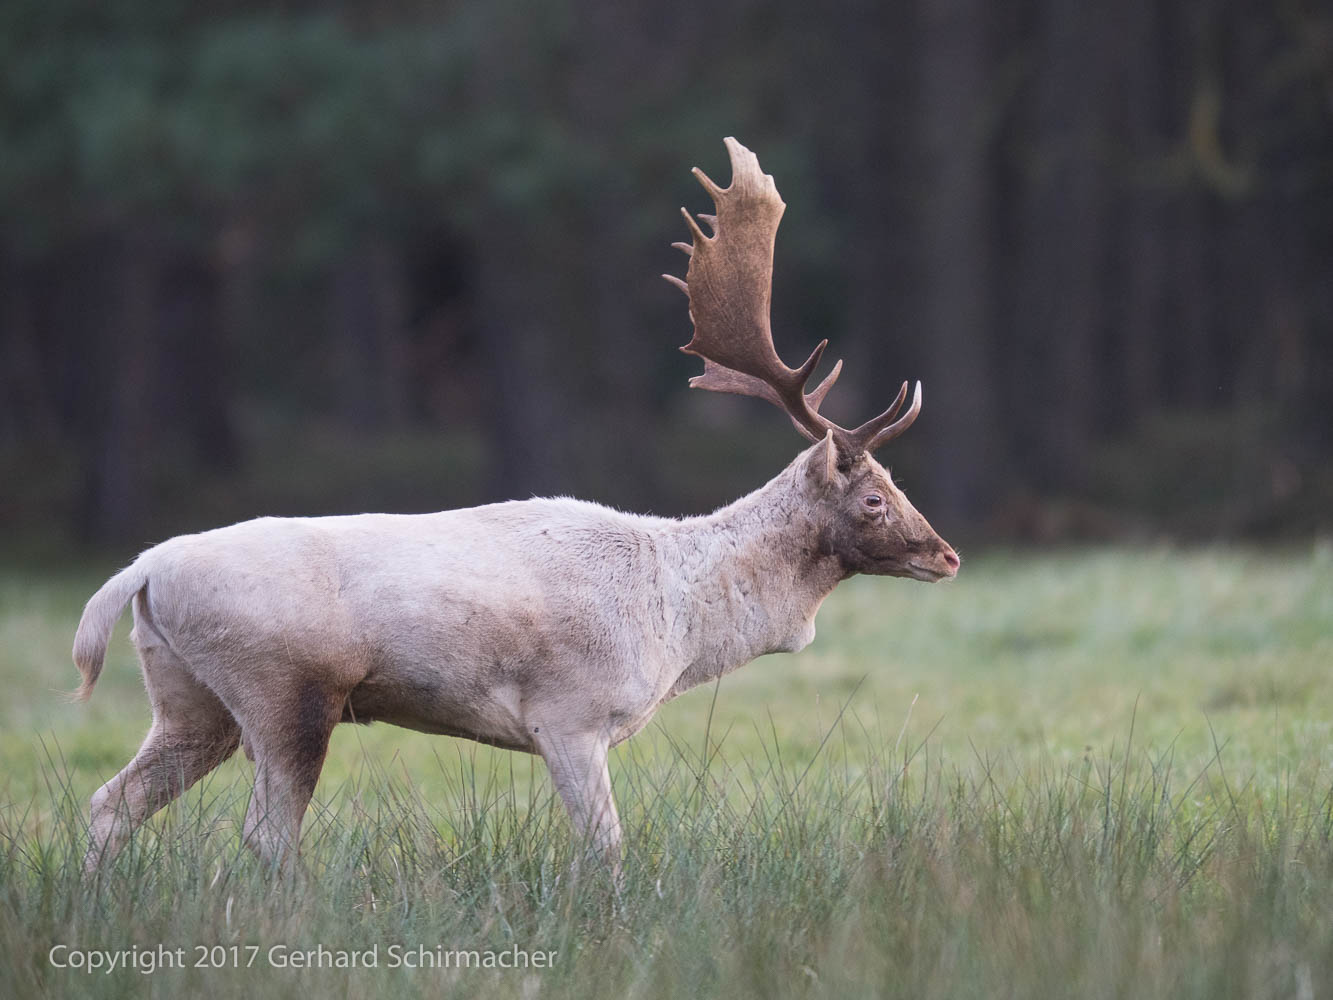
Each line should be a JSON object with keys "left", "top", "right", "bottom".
{"left": 1, "top": 545, "right": 1331, "bottom": 998}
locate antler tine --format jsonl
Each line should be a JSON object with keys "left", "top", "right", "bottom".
{"left": 679, "top": 206, "right": 708, "bottom": 245}
{"left": 691, "top": 165, "right": 725, "bottom": 200}
{"left": 806, "top": 358, "right": 843, "bottom": 411}
{"left": 667, "top": 137, "right": 924, "bottom": 454}
{"left": 844, "top": 381, "right": 909, "bottom": 444}
{"left": 857, "top": 381, "right": 922, "bottom": 452}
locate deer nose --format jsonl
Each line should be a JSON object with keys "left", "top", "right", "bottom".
{"left": 941, "top": 547, "right": 960, "bottom": 574}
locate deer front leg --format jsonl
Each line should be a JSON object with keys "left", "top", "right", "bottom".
{"left": 533, "top": 728, "right": 621, "bottom": 883}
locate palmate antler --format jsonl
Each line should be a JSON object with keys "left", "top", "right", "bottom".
{"left": 664, "top": 137, "right": 921, "bottom": 454}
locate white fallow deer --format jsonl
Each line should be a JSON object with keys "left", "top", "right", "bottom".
{"left": 73, "top": 138, "right": 958, "bottom": 877}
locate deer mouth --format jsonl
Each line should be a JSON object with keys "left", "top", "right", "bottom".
{"left": 906, "top": 562, "right": 947, "bottom": 582}
{"left": 906, "top": 557, "right": 957, "bottom": 582}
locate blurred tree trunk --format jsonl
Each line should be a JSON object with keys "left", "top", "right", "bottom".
{"left": 331, "top": 236, "right": 408, "bottom": 430}
{"left": 916, "top": 0, "right": 999, "bottom": 525}
{"left": 471, "top": 222, "right": 564, "bottom": 500}
{"left": 158, "top": 249, "right": 239, "bottom": 470}
{"left": 581, "top": 212, "right": 659, "bottom": 510}
{"left": 819, "top": 2, "right": 920, "bottom": 425}
{"left": 80, "top": 231, "right": 158, "bottom": 544}
{"left": 1172, "top": 190, "right": 1217, "bottom": 407}
{"left": 566, "top": 3, "right": 653, "bottom": 509}
{"left": 464, "top": 6, "right": 568, "bottom": 501}
{"left": 0, "top": 251, "right": 58, "bottom": 450}
{"left": 1014, "top": 0, "right": 1113, "bottom": 491}
{"left": 1119, "top": 0, "right": 1168, "bottom": 423}
{"left": 1171, "top": 8, "right": 1223, "bottom": 410}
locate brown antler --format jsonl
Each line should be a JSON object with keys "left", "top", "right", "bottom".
{"left": 664, "top": 137, "right": 922, "bottom": 454}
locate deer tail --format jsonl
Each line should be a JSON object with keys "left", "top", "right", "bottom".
{"left": 71, "top": 559, "right": 150, "bottom": 701}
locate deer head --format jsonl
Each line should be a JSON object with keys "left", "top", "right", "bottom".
{"left": 665, "top": 138, "right": 959, "bottom": 582}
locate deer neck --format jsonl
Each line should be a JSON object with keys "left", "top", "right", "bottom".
{"left": 664, "top": 465, "right": 845, "bottom": 693}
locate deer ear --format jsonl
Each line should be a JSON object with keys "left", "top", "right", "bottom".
{"left": 802, "top": 430, "right": 838, "bottom": 489}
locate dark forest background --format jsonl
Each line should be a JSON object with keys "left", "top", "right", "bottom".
{"left": 1, "top": 0, "right": 1330, "bottom": 558}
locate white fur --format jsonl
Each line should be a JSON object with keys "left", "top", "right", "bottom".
{"left": 73, "top": 437, "right": 953, "bottom": 875}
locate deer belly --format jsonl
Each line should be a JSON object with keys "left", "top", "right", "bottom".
{"left": 343, "top": 670, "right": 534, "bottom": 752}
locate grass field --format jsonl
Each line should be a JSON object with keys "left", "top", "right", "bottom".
{"left": 0, "top": 545, "right": 1331, "bottom": 998}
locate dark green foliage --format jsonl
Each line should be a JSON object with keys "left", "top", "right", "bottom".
{"left": 0, "top": 0, "right": 1329, "bottom": 547}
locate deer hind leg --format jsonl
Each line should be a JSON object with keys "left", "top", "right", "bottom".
{"left": 534, "top": 728, "right": 622, "bottom": 882}
{"left": 84, "top": 630, "right": 240, "bottom": 875}
{"left": 234, "top": 681, "right": 344, "bottom": 872}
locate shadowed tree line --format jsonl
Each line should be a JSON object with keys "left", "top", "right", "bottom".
{"left": 0, "top": 0, "right": 1329, "bottom": 550}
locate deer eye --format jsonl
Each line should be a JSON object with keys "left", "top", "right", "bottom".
{"left": 862, "top": 493, "right": 884, "bottom": 510}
